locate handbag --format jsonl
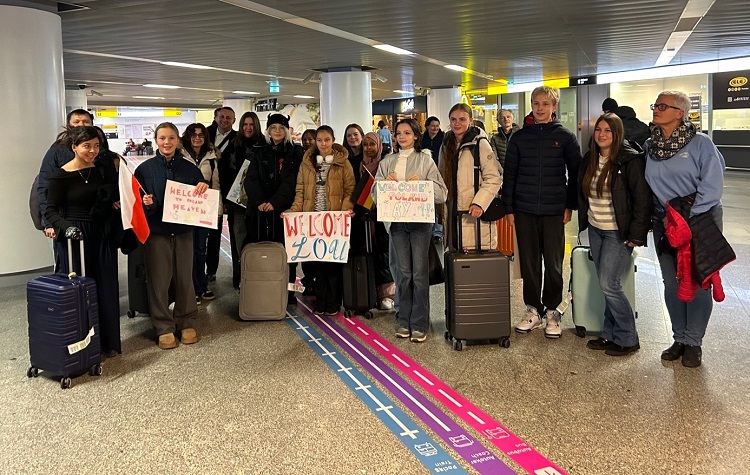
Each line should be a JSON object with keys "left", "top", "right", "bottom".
{"left": 472, "top": 138, "right": 506, "bottom": 222}
{"left": 428, "top": 242, "right": 444, "bottom": 286}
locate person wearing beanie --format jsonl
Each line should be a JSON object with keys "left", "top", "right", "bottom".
{"left": 602, "top": 98, "right": 619, "bottom": 113}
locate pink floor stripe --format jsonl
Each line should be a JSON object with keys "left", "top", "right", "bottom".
{"left": 337, "top": 315, "right": 567, "bottom": 475}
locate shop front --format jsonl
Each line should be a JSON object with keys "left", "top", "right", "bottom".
{"left": 372, "top": 96, "right": 428, "bottom": 134}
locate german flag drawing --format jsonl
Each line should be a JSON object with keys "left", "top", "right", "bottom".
{"left": 351, "top": 174, "right": 375, "bottom": 210}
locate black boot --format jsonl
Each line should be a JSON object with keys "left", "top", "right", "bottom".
{"left": 661, "top": 342, "right": 685, "bottom": 361}
{"left": 682, "top": 345, "right": 702, "bottom": 368}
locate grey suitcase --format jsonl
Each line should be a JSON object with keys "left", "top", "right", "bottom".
{"left": 570, "top": 245, "right": 637, "bottom": 337}
{"left": 240, "top": 241, "right": 289, "bottom": 320}
{"left": 444, "top": 213, "right": 511, "bottom": 351}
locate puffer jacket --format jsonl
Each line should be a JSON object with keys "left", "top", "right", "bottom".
{"left": 439, "top": 127, "right": 502, "bottom": 251}
{"left": 502, "top": 113, "right": 582, "bottom": 216}
{"left": 577, "top": 142, "right": 652, "bottom": 246}
{"left": 489, "top": 124, "right": 520, "bottom": 169}
{"left": 287, "top": 143, "right": 355, "bottom": 212}
{"left": 614, "top": 106, "right": 650, "bottom": 147}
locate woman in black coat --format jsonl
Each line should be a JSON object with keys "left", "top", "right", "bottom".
{"left": 244, "top": 114, "right": 303, "bottom": 304}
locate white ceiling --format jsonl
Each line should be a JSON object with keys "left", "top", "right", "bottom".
{"left": 54, "top": 0, "right": 750, "bottom": 108}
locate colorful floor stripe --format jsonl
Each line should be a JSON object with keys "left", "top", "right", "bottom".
{"left": 292, "top": 304, "right": 516, "bottom": 475}
{"left": 335, "top": 314, "right": 566, "bottom": 475}
{"left": 284, "top": 311, "right": 468, "bottom": 474}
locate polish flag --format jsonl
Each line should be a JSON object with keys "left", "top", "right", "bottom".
{"left": 118, "top": 163, "right": 150, "bottom": 244}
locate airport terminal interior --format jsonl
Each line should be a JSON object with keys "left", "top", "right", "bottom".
{"left": 2, "top": 1, "right": 750, "bottom": 474}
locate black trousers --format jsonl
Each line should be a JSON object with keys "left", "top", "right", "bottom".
{"left": 514, "top": 212, "right": 565, "bottom": 314}
{"left": 205, "top": 214, "right": 223, "bottom": 276}
{"left": 314, "top": 261, "right": 343, "bottom": 313}
{"left": 227, "top": 203, "right": 247, "bottom": 289}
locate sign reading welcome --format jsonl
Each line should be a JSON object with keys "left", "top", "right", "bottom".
{"left": 283, "top": 211, "right": 351, "bottom": 263}
{"left": 375, "top": 180, "right": 435, "bottom": 223}
{"left": 162, "top": 179, "right": 220, "bottom": 229}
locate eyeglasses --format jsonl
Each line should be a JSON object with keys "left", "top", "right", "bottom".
{"left": 650, "top": 103, "right": 682, "bottom": 112}
{"left": 191, "top": 133, "right": 205, "bottom": 139}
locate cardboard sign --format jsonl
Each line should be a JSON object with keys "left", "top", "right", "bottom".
{"left": 162, "top": 179, "right": 220, "bottom": 229}
{"left": 375, "top": 180, "right": 435, "bottom": 223}
{"left": 226, "top": 160, "right": 251, "bottom": 207}
{"left": 283, "top": 211, "right": 351, "bottom": 263}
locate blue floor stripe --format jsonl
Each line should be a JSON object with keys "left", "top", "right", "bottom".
{"left": 285, "top": 312, "right": 467, "bottom": 474}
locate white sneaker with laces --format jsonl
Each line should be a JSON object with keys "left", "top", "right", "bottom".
{"left": 544, "top": 309, "right": 562, "bottom": 338}
{"left": 515, "top": 305, "right": 542, "bottom": 333}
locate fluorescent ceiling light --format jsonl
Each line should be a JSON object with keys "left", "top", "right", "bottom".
{"left": 294, "top": 95, "right": 314, "bottom": 99}
{"left": 132, "top": 96, "right": 165, "bottom": 100}
{"left": 392, "top": 90, "right": 412, "bottom": 94}
{"left": 653, "top": 0, "right": 716, "bottom": 66}
{"left": 655, "top": 50, "right": 678, "bottom": 67}
{"left": 444, "top": 64, "right": 468, "bottom": 72}
{"left": 373, "top": 44, "right": 415, "bottom": 55}
{"left": 232, "top": 90, "right": 260, "bottom": 95}
{"left": 161, "top": 61, "right": 213, "bottom": 70}
{"left": 143, "top": 84, "right": 180, "bottom": 89}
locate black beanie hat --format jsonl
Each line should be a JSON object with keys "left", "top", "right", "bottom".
{"left": 602, "top": 98, "right": 619, "bottom": 112}
{"left": 267, "top": 114, "right": 290, "bottom": 129}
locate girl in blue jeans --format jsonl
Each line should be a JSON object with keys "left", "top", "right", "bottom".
{"left": 374, "top": 119, "right": 447, "bottom": 342}
{"left": 577, "top": 113, "right": 652, "bottom": 356}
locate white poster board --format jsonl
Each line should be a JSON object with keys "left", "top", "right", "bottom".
{"left": 162, "top": 179, "right": 220, "bottom": 229}
{"left": 375, "top": 180, "right": 435, "bottom": 223}
{"left": 283, "top": 211, "right": 351, "bottom": 263}
{"left": 226, "top": 160, "right": 251, "bottom": 207}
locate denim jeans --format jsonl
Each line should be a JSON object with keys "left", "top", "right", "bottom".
{"left": 389, "top": 230, "right": 401, "bottom": 313}
{"left": 390, "top": 222, "right": 432, "bottom": 332}
{"left": 588, "top": 225, "right": 638, "bottom": 347}
{"left": 193, "top": 227, "right": 209, "bottom": 295}
{"left": 652, "top": 205, "right": 723, "bottom": 347}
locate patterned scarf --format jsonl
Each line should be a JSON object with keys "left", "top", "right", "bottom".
{"left": 649, "top": 121, "right": 696, "bottom": 160}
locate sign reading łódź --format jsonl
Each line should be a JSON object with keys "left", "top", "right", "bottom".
{"left": 283, "top": 211, "right": 351, "bottom": 263}
{"left": 375, "top": 180, "right": 435, "bottom": 223}
{"left": 712, "top": 70, "right": 750, "bottom": 109}
{"left": 162, "top": 179, "right": 220, "bottom": 229}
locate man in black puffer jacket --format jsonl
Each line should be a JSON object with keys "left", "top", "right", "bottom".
{"left": 502, "top": 86, "right": 582, "bottom": 338}
{"left": 614, "top": 106, "right": 650, "bottom": 147}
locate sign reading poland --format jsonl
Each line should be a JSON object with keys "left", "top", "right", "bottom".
{"left": 283, "top": 211, "right": 351, "bottom": 263}
{"left": 375, "top": 180, "right": 435, "bottom": 223}
{"left": 162, "top": 179, "right": 220, "bottom": 229}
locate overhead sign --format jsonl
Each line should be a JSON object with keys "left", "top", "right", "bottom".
{"left": 713, "top": 70, "right": 750, "bottom": 109}
{"left": 255, "top": 98, "right": 278, "bottom": 112}
{"left": 569, "top": 75, "right": 597, "bottom": 87}
{"left": 163, "top": 108, "right": 182, "bottom": 117}
{"left": 96, "top": 108, "right": 118, "bottom": 117}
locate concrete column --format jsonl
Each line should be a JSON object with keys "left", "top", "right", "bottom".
{"left": 222, "top": 98, "right": 255, "bottom": 130}
{"left": 427, "top": 87, "right": 461, "bottom": 128}
{"left": 0, "top": 5, "right": 65, "bottom": 286}
{"left": 319, "top": 71, "right": 372, "bottom": 141}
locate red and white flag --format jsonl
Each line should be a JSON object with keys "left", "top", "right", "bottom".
{"left": 118, "top": 163, "right": 150, "bottom": 244}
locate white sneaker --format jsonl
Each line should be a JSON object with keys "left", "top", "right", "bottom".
{"left": 379, "top": 298, "right": 395, "bottom": 311}
{"left": 515, "top": 305, "right": 542, "bottom": 333}
{"left": 544, "top": 309, "right": 562, "bottom": 339}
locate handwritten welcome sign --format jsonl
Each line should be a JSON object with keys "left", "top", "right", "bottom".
{"left": 162, "top": 179, "right": 220, "bottom": 229}
{"left": 375, "top": 180, "right": 435, "bottom": 223}
{"left": 283, "top": 211, "right": 351, "bottom": 263}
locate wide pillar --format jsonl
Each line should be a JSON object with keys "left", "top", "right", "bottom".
{"left": 222, "top": 98, "right": 255, "bottom": 129}
{"left": 427, "top": 87, "right": 461, "bottom": 126}
{"left": 0, "top": 5, "right": 65, "bottom": 286}
{"left": 65, "top": 88, "right": 88, "bottom": 112}
{"left": 319, "top": 71, "right": 372, "bottom": 141}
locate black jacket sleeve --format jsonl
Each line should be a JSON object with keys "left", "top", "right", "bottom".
{"left": 501, "top": 137, "right": 519, "bottom": 213}
{"left": 564, "top": 136, "right": 582, "bottom": 211}
{"left": 245, "top": 149, "right": 265, "bottom": 211}
{"left": 44, "top": 172, "right": 72, "bottom": 239}
{"left": 624, "top": 157, "right": 652, "bottom": 245}
{"left": 38, "top": 144, "right": 72, "bottom": 228}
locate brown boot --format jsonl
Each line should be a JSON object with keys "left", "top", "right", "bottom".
{"left": 180, "top": 328, "right": 199, "bottom": 345}
{"left": 158, "top": 333, "right": 178, "bottom": 350}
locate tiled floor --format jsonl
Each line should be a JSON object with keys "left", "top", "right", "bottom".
{"left": 1, "top": 172, "right": 748, "bottom": 474}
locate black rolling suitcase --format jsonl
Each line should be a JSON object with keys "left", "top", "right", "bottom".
{"left": 444, "top": 213, "right": 511, "bottom": 351}
{"left": 26, "top": 240, "right": 102, "bottom": 389}
{"left": 343, "top": 220, "right": 377, "bottom": 318}
{"left": 126, "top": 244, "right": 149, "bottom": 318}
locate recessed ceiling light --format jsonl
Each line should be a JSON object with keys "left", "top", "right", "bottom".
{"left": 374, "top": 44, "right": 415, "bottom": 55}
{"left": 143, "top": 84, "right": 180, "bottom": 89}
{"left": 232, "top": 90, "right": 260, "bottom": 95}
{"left": 161, "top": 61, "right": 213, "bottom": 70}
{"left": 132, "top": 96, "right": 165, "bottom": 100}
{"left": 293, "top": 95, "right": 314, "bottom": 99}
{"left": 392, "top": 90, "right": 412, "bottom": 94}
{"left": 444, "top": 64, "right": 468, "bottom": 72}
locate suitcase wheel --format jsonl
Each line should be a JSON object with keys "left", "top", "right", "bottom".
{"left": 444, "top": 331, "right": 452, "bottom": 341}
{"left": 60, "top": 377, "right": 72, "bottom": 390}
{"left": 499, "top": 337, "right": 510, "bottom": 349}
{"left": 344, "top": 310, "right": 354, "bottom": 318}
{"left": 575, "top": 326, "right": 587, "bottom": 338}
{"left": 364, "top": 311, "right": 374, "bottom": 320}
{"left": 89, "top": 364, "right": 103, "bottom": 377}
{"left": 26, "top": 366, "right": 39, "bottom": 378}
{"left": 453, "top": 340, "right": 463, "bottom": 351}
{"left": 127, "top": 310, "right": 136, "bottom": 319}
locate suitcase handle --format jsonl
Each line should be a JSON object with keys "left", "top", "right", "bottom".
{"left": 456, "top": 210, "right": 492, "bottom": 253}
{"left": 66, "top": 239, "right": 86, "bottom": 278}
{"left": 256, "top": 210, "right": 276, "bottom": 242}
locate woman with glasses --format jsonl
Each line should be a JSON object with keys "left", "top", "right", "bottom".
{"left": 181, "top": 123, "right": 221, "bottom": 304}
{"left": 578, "top": 113, "right": 651, "bottom": 356}
{"left": 645, "top": 91, "right": 726, "bottom": 368}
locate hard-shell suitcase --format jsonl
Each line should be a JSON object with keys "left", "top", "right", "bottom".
{"left": 126, "top": 244, "right": 149, "bottom": 318}
{"left": 343, "top": 220, "right": 377, "bottom": 318}
{"left": 240, "top": 242, "right": 289, "bottom": 321}
{"left": 444, "top": 213, "right": 511, "bottom": 351}
{"left": 496, "top": 216, "right": 514, "bottom": 257}
{"left": 570, "top": 245, "right": 637, "bottom": 337}
{"left": 26, "top": 240, "right": 102, "bottom": 389}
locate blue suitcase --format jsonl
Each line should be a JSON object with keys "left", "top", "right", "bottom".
{"left": 26, "top": 240, "right": 102, "bottom": 389}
